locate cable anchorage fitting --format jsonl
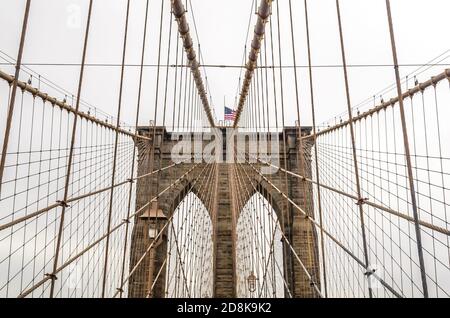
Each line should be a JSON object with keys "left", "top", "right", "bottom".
{"left": 364, "top": 268, "right": 376, "bottom": 277}
{"left": 45, "top": 273, "right": 58, "bottom": 281}
{"left": 431, "top": 76, "right": 438, "bottom": 87}
{"left": 445, "top": 69, "right": 450, "bottom": 83}
{"left": 57, "top": 200, "right": 70, "bottom": 208}
{"left": 356, "top": 198, "right": 368, "bottom": 206}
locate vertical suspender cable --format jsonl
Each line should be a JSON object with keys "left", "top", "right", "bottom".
{"left": 233, "top": 0, "right": 273, "bottom": 128}
{"left": 303, "top": 0, "right": 328, "bottom": 297}
{"left": 49, "top": 0, "right": 94, "bottom": 298}
{"left": 118, "top": 0, "right": 151, "bottom": 298}
{"left": 172, "top": 0, "right": 215, "bottom": 127}
{"left": 148, "top": 9, "right": 175, "bottom": 297}
{"left": 287, "top": 0, "right": 317, "bottom": 296}
{"left": 335, "top": 0, "right": 373, "bottom": 298}
{"left": 274, "top": 0, "right": 295, "bottom": 295}
{"left": 102, "top": 0, "right": 131, "bottom": 298}
{"left": 147, "top": 0, "right": 165, "bottom": 210}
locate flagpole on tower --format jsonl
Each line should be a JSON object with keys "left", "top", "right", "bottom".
{"left": 224, "top": 95, "right": 226, "bottom": 127}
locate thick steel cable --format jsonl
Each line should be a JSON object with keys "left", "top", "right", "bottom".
{"left": 256, "top": 206, "right": 280, "bottom": 296}
{"left": 101, "top": 0, "right": 131, "bottom": 297}
{"left": 164, "top": 218, "right": 174, "bottom": 297}
{"left": 48, "top": 0, "right": 94, "bottom": 298}
{"left": 113, "top": 163, "right": 211, "bottom": 297}
{"left": 261, "top": 24, "right": 278, "bottom": 296}
{"left": 185, "top": 193, "right": 198, "bottom": 295}
{"left": 142, "top": 1, "right": 166, "bottom": 252}
{"left": 234, "top": 159, "right": 322, "bottom": 297}
{"left": 177, "top": 181, "right": 194, "bottom": 297}
{"left": 148, "top": 256, "right": 168, "bottom": 298}
{"left": 273, "top": 0, "right": 295, "bottom": 295}
{"left": 169, "top": 216, "right": 192, "bottom": 297}
{"left": 237, "top": 191, "right": 287, "bottom": 297}
{"left": 176, "top": 47, "right": 185, "bottom": 131}
{"left": 231, "top": 138, "right": 290, "bottom": 297}
{"left": 253, "top": 157, "right": 450, "bottom": 236}
{"left": 235, "top": 167, "right": 292, "bottom": 297}
{"left": 162, "top": 9, "right": 175, "bottom": 128}
{"left": 0, "top": 161, "right": 186, "bottom": 233}
{"left": 144, "top": 2, "right": 175, "bottom": 296}
{"left": 200, "top": 164, "right": 217, "bottom": 297}
{"left": 0, "top": 0, "right": 31, "bottom": 195}
{"left": 171, "top": 0, "right": 214, "bottom": 127}
{"left": 171, "top": 34, "right": 180, "bottom": 131}
{"left": 303, "top": 0, "right": 328, "bottom": 297}
{"left": 18, "top": 162, "right": 200, "bottom": 298}
{"left": 173, "top": 167, "right": 183, "bottom": 297}
{"left": 287, "top": 0, "right": 318, "bottom": 295}
{"left": 187, "top": 0, "right": 215, "bottom": 114}
{"left": 234, "top": 0, "right": 256, "bottom": 105}
{"left": 0, "top": 71, "right": 150, "bottom": 141}
{"left": 302, "top": 68, "right": 450, "bottom": 140}
{"left": 117, "top": 0, "right": 151, "bottom": 298}
{"left": 430, "top": 83, "right": 450, "bottom": 293}
{"left": 187, "top": 177, "right": 205, "bottom": 296}
{"left": 146, "top": 161, "right": 194, "bottom": 297}
{"left": 165, "top": 164, "right": 216, "bottom": 298}
{"left": 241, "top": 156, "right": 403, "bottom": 298}
{"left": 335, "top": 0, "right": 373, "bottom": 298}
{"left": 259, "top": 41, "right": 270, "bottom": 296}
{"left": 384, "top": 0, "right": 428, "bottom": 297}
{"left": 6, "top": 61, "right": 450, "bottom": 70}
{"left": 233, "top": 0, "right": 273, "bottom": 128}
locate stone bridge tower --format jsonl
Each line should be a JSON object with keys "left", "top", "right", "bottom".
{"left": 128, "top": 127, "right": 320, "bottom": 298}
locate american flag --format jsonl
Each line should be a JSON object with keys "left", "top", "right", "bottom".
{"left": 224, "top": 106, "right": 236, "bottom": 121}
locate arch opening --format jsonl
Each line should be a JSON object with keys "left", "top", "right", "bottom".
{"left": 236, "top": 192, "right": 284, "bottom": 298}
{"left": 164, "top": 192, "right": 214, "bottom": 298}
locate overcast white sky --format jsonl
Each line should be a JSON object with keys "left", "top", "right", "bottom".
{"left": 1, "top": 0, "right": 449, "bottom": 128}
